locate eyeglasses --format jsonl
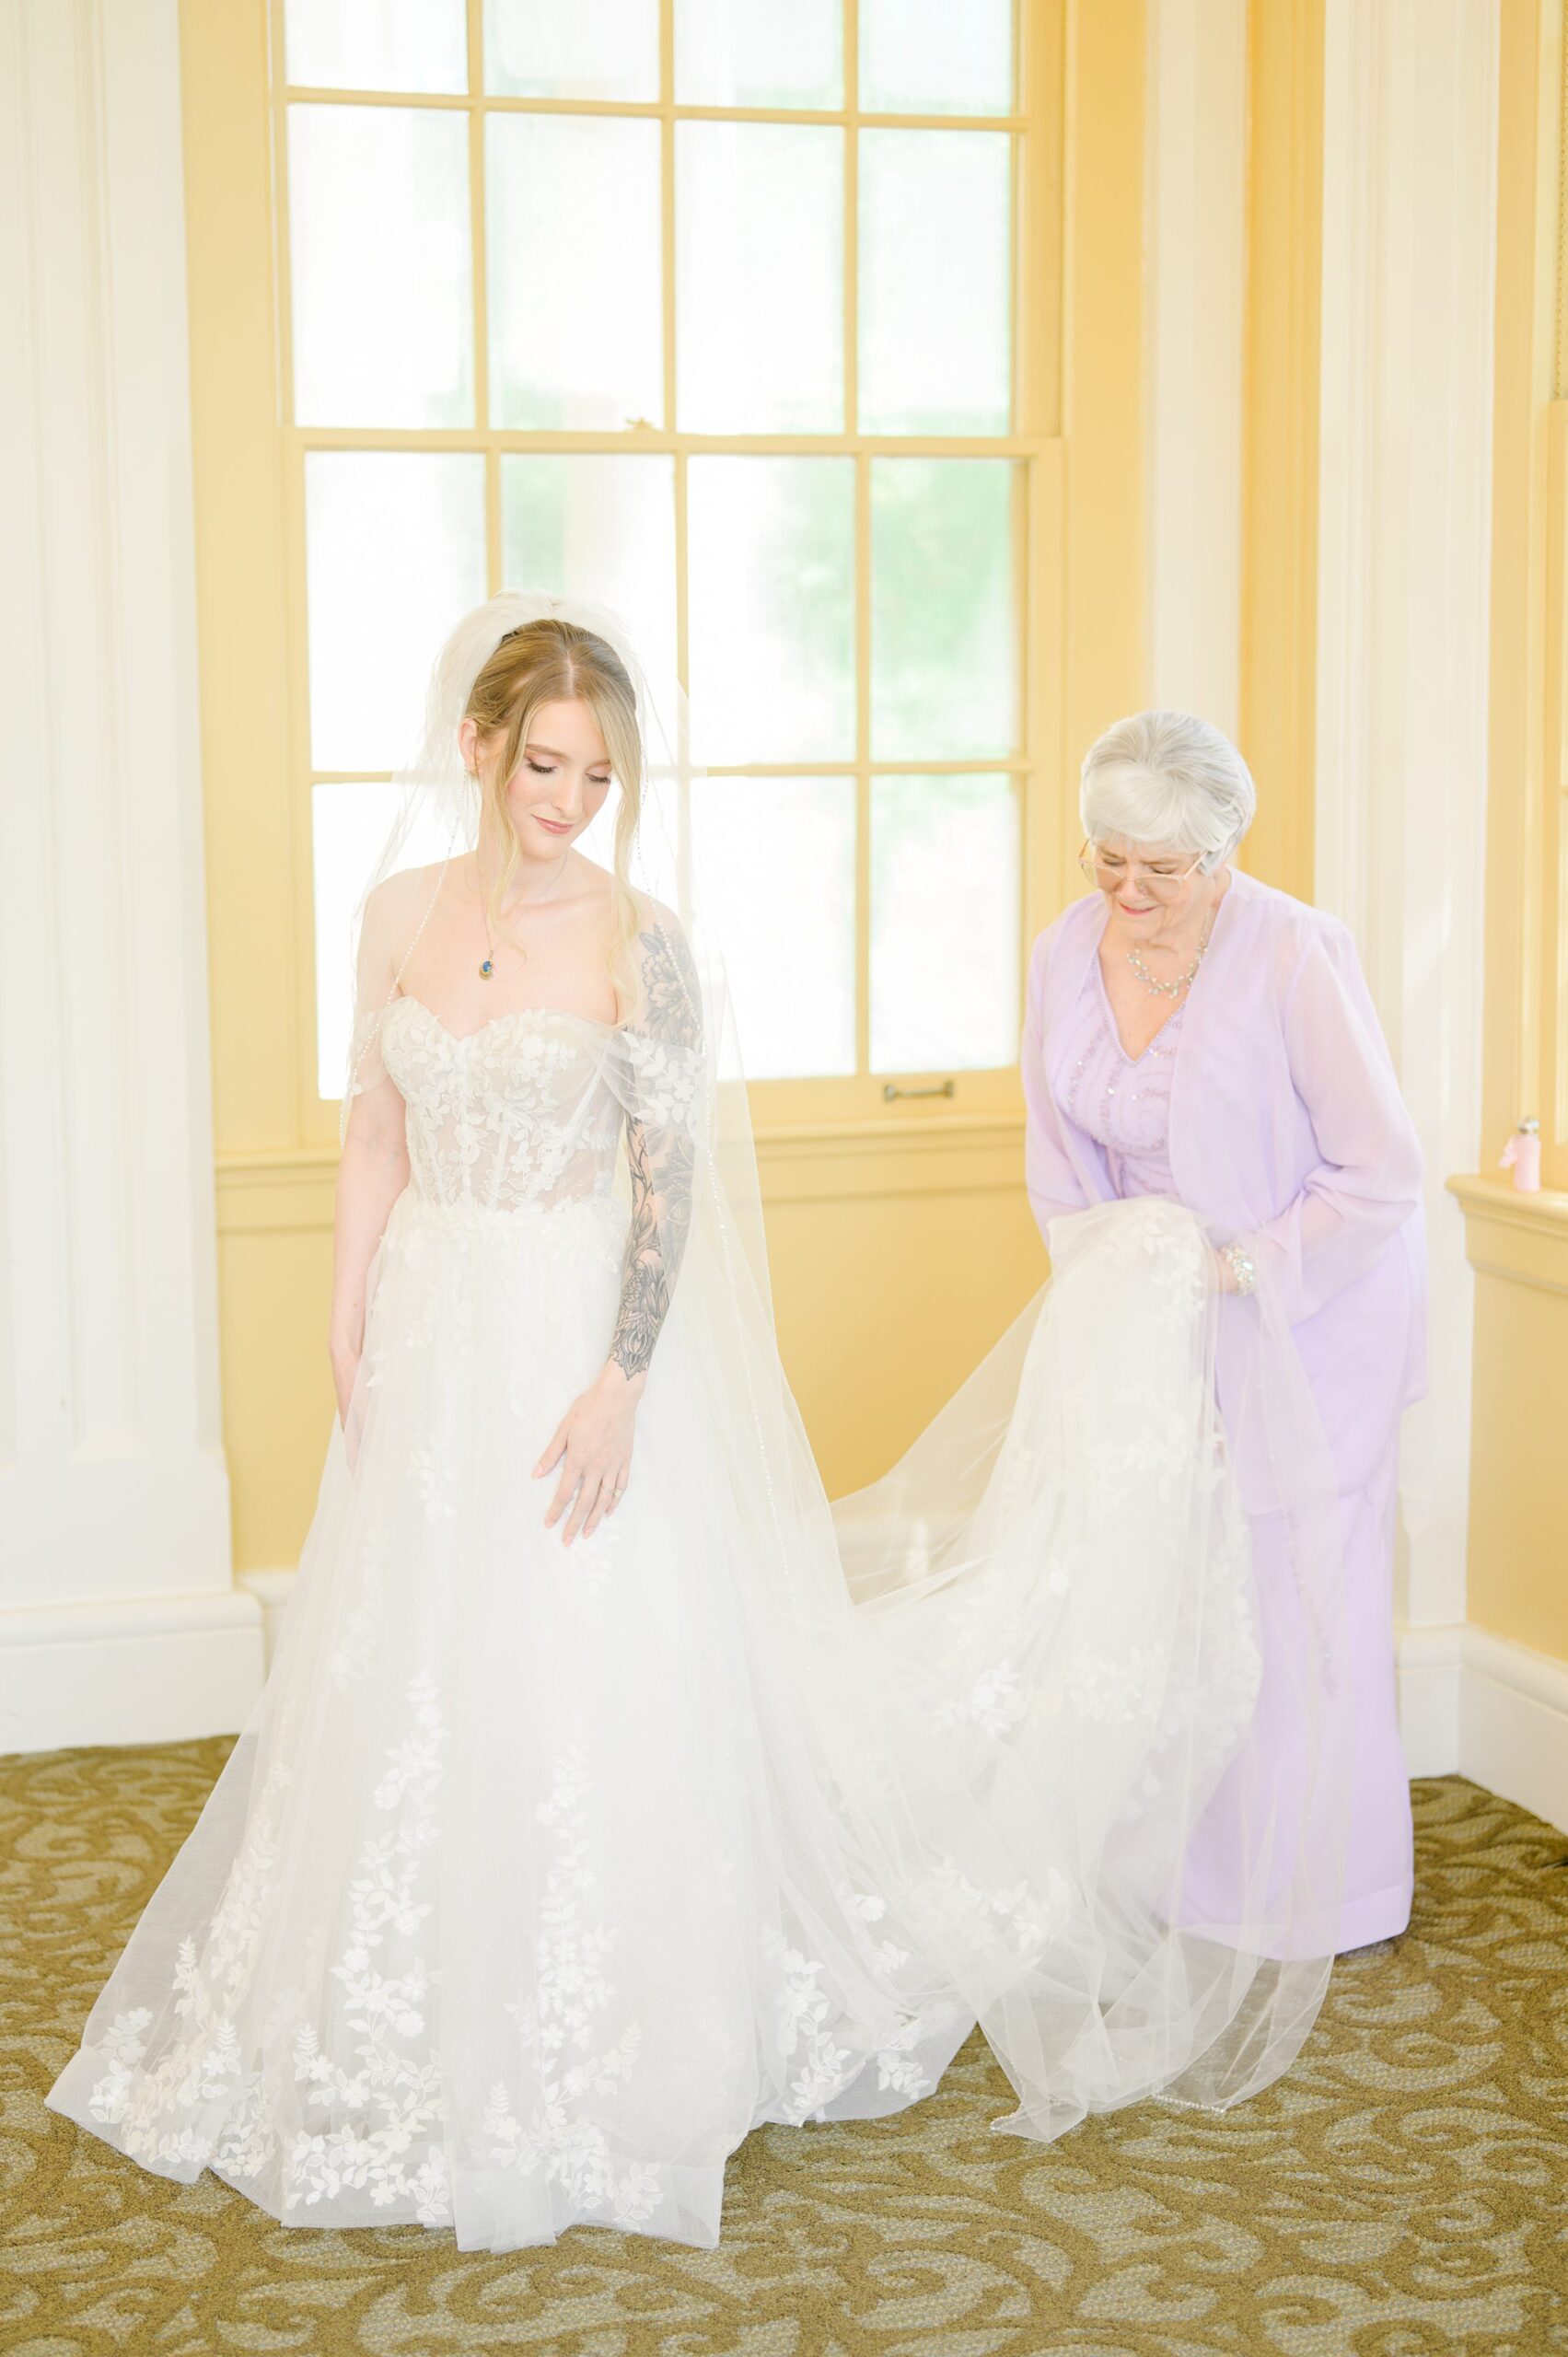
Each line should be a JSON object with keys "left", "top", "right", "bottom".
{"left": 1077, "top": 841, "right": 1206, "bottom": 902}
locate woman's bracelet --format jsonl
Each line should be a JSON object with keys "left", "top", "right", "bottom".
{"left": 1220, "top": 1240, "right": 1257, "bottom": 1296}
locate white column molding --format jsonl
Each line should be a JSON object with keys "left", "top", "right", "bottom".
{"left": 1316, "top": 0, "right": 1499, "bottom": 1647}
{"left": 0, "top": 0, "right": 258, "bottom": 1749}
{"left": 1144, "top": 0, "right": 1249, "bottom": 735}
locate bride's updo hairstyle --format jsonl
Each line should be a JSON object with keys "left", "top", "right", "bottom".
{"left": 1081, "top": 710, "right": 1257, "bottom": 874}
{"left": 463, "top": 615, "right": 645, "bottom": 1015}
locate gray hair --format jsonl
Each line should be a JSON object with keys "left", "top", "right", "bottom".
{"left": 1080, "top": 710, "right": 1257, "bottom": 872}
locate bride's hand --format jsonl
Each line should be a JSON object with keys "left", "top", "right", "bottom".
{"left": 534, "top": 1362, "right": 646, "bottom": 1545}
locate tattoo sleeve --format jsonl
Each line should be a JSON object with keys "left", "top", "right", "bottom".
{"left": 610, "top": 920, "right": 703, "bottom": 1383}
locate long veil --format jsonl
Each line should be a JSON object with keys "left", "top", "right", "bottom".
{"left": 42, "top": 590, "right": 1346, "bottom": 2247}
{"left": 334, "top": 589, "right": 1345, "bottom": 2136}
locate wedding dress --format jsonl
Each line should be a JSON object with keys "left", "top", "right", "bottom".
{"left": 44, "top": 596, "right": 1348, "bottom": 2253}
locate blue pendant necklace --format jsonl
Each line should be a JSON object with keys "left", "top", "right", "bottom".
{"left": 474, "top": 847, "right": 571, "bottom": 979}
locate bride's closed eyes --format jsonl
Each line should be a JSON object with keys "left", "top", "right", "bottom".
{"left": 526, "top": 757, "right": 610, "bottom": 786}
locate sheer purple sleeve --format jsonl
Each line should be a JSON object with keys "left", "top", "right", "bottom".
{"left": 1021, "top": 928, "right": 1094, "bottom": 1246}
{"left": 1242, "top": 920, "right": 1423, "bottom": 1323}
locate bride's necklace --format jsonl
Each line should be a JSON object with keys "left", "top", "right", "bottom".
{"left": 475, "top": 848, "right": 571, "bottom": 980}
{"left": 1126, "top": 918, "right": 1214, "bottom": 1000}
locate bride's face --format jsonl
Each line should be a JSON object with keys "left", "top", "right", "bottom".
{"left": 470, "top": 697, "right": 613, "bottom": 864}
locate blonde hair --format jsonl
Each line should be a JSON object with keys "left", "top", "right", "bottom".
{"left": 1080, "top": 710, "right": 1257, "bottom": 872}
{"left": 463, "top": 617, "right": 644, "bottom": 1017}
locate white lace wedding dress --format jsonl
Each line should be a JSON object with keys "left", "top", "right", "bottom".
{"left": 45, "top": 979, "right": 1320, "bottom": 2254}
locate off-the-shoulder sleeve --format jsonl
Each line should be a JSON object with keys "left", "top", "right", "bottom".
{"left": 340, "top": 867, "right": 437, "bottom": 1148}
{"left": 1021, "top": 925, "right": 1094, "bottom": 1246}
{"left": 1242, "top": 919, "right": 1423, "bottom": 1322}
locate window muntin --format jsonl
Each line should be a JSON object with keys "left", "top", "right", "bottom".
{"left": 280, "top": 0, "right": 1040, "bottom": 1102}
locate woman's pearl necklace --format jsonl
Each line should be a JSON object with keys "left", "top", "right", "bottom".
{"left": 1126, "top": 919, "right": 1214, "bottom": 999}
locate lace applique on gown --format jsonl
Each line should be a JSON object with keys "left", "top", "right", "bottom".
{"left": 46, "top": 982, "right": 1282, "bottom": 2253}
{"left": 43, "top": 996, "right": 976, "bottom": 2249}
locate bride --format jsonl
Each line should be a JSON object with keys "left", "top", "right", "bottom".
{"left": 45, "top": 594, "right": 1351, "bottom": 2254}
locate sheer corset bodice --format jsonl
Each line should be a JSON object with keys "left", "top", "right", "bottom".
{"left": 380, "top": 994, "right": 624, "bottom": 1214}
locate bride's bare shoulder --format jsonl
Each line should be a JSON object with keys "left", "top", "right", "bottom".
{"left": 354, "top": 864, "right": 448, "bottom": 976}
{"left": 364, "top": 860, "right": 447, "bottom": 921}
{"left": 627, "top": 886, "right": 685, "bottom": 942}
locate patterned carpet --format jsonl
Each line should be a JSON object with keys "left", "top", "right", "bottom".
{"left": 1, "top": 1752, "right": 1563, "bottom": 2357}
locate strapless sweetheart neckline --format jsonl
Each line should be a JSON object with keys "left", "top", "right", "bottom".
{"left": 387, "top": 993, "right": 617, "bottom": 1047}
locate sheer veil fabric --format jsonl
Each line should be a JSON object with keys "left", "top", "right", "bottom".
{"left": 44, "top": 594, "right": 1346, "bottom": 2250}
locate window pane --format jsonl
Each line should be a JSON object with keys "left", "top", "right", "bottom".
{"left": 484, "top": 0, "right": 658, "bottom": 100}
{"left": 860, "top": 130, "right": 1011, "bottom": 434}
{"left": 500, "top": 454, "right": 678, "bottom": 701}
{"left": 487, "top": 116, "right": 663, "bottom": 429}
{"left": 677, "top": 125, "right": 842, "bottom": 433}
{"left": 871, "top": 459, "right": 1016, "bottom": 760}
{"left": 285, "top": 0, "right": 468, "bottom": 93}
{"left": 314, "top": 780, "right": 461, "bottom": 1097}
{"left": 675, "top": 0, "right": 842, "bottom": 108}
{"left": 688, "top": 459, "right": 855, "bottom": 764}
{"left": 861, "top": 0, "right": 1014, "bottom": 115}
{"left": 872, "top": 775, "right": 1018, "bottom": 1071}
{"left": 691, "top": 778, "right": 856, "bottom": 1077}
{"left": 306, "top": 452, "right": 487, "bottom": 771}
{"left": 288, "top": 106, "right": 472, "bottom": 428}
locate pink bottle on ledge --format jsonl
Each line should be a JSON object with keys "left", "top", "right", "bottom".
{"left": 1500, "top": 1117, "right": 1542, "bottom": 1191}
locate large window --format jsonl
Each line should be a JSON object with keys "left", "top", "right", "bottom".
{"left": 278, "top": 0, "right": 1054, "bottom": 1111}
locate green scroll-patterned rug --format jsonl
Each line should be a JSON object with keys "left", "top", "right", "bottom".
{"left": 2, "top": 1753, "right": 1564, "bottom": 2356}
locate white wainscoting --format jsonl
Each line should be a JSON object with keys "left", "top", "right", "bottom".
{"left": 1398, "top": 1622, "right": 1568, "bottom": 1835}
{"left": 0, "top": 0, "right": 241, "bottom": 1756}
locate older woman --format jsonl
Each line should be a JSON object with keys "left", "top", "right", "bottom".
{"left": 1022, "top": 711, "right": 1426, "bottom": 1953}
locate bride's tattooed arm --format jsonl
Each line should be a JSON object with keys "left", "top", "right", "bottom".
{"left": 610, "top": 918, "right": 702, "bottom": 1382}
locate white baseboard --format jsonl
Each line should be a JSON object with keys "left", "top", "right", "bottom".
{"left": 238, "top": 1568, "right": 297, "bottom": 1666}
{"left": 1458, "top": 1627, "right": 1568, "bottom": 1838}
{"left": 0, "top": 1588, "right": 265, "bottom": 1755}
{"left": 1398, "top": 1620, "right": 1568, "bottom": 1833}
{"left": 1395, "top": 1620, "right": 1463, "bottom": 1776}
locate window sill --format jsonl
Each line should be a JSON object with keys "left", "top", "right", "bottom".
{"left": 216, "top": 1110, "right": 1031, "bottom": 1234}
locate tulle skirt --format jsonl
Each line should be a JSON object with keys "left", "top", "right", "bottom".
{"left": 46, "top": 1188, "right": 1340, "bottom": 2251}
{"left": 43, "top": 1187, "right": 973, "bottom": 2251}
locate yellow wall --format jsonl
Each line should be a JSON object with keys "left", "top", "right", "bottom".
{"left": 175, "top": 0, "right": 1388, "bottom": 1582}
{"left": 182, "top": 2, "right": 1160, "bottom": 1569}
{"left": 1238, "top": 0, "right": 1323, "bottom": 905}
{"left": 1458, "top": 0, "right": 1568, "bottom": 1666}
{"left": 1452, "top": 1183, "right": 1568, "bottom": 1660}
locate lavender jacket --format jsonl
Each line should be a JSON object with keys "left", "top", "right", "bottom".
{"left": 1021, "top": 865, "right": 1427, "bottom": 1502}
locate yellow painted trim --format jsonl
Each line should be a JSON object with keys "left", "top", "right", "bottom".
{"left": 215, "top": 1111, "right": 1031, "bottom": 1234}
{"left": 182, "top": 0, "right": 1127, "bottom": 1558}
{"left": 284, "top": 429, "right": 1057, "bottom": 454}
{"left": 282, "top": 91, "right": 1029, "bottom": 134}
{"left": 264, "top": 3, "right": 1065, "bottom": 1142}
{"left": 180, "top": 0, "right": 298, "bottom": 1155}
{"left": 1238, "top": 0, "right": 1323, "bottom": 904}
{"left": 1485, "top": 0, "right": 1564, "bottom": 1187}
{"left": 1447, "top": 1171, "right": 1568, "bottom": 1295}
{"left": 1059, "top": 0, "right": 1144, "bottom": 895}
{"left": 1551, "top": 401, "right": 1568, "bottom": 1145}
